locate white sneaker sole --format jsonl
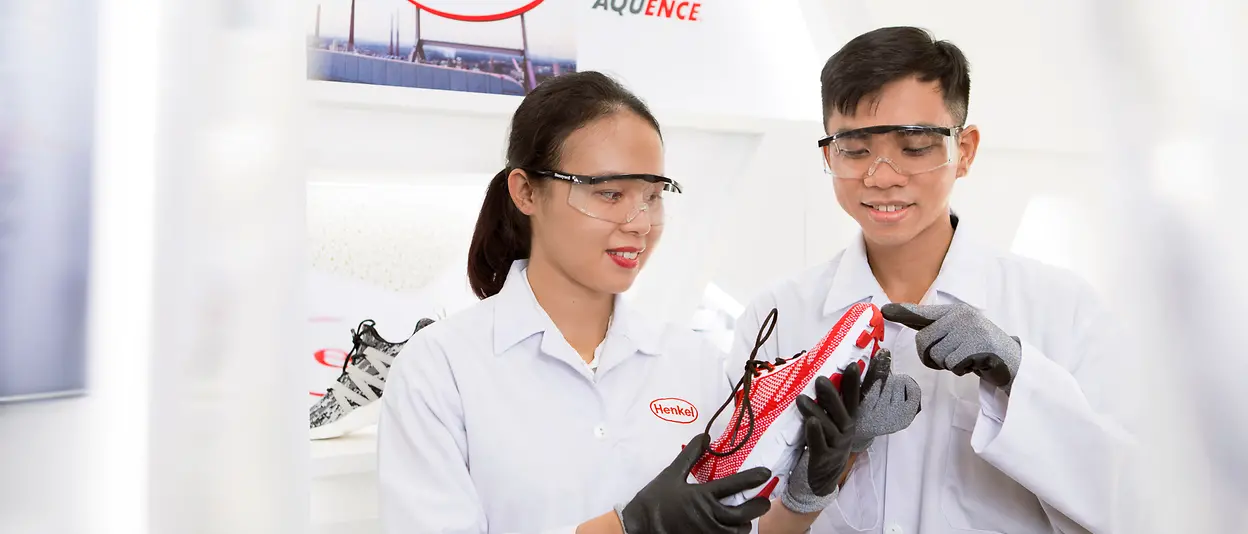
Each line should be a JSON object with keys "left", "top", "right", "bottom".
{"left": 310, "top": 398, "right": 382, "bottom": 440}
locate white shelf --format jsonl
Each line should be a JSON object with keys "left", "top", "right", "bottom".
{"left": 312, "top": 518, "right": 380, "bottom": 534}
{"left": 311, "top": 80, "right": 521, "bottom": 118}
{"left": 308, "top": 80, "right": 793, "bottom": 135}
{"left": 310, "top": 425, "right": 379, "bottom": 478}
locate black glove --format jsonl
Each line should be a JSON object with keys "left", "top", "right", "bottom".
{"left": 793, "top": 362, "right": 862, "bottom": 496}
{"left": 620, "top": 434, "right": 773, "bottom": 534}
{"left": 881, "top": 303, "right": 1022, "bottom": 391}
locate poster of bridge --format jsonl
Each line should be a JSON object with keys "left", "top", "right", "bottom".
{"left": 307, "top": 0, "right": 578, "bottom": 96}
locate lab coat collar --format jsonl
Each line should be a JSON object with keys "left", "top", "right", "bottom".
{"left": 492, "top": 260, "right": 549, "bottom": 355}
{"left": 930, "top": 214, "right": 989, "bottom": 310}
{"left": 822, "top": 213, "right": 989, "bottom": 316}
{"left": 491, "top": 260, "right": 664, "bottom": 357}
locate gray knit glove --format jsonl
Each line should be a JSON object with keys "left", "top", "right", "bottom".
{"left": 881, "top": 303, "right": 1022, "bottom": 392}
{"left": 849, "top": 349, "right": 921, "bottom": 452}
{"left": 780, "top": 448, "right": 838, "bottom": 514}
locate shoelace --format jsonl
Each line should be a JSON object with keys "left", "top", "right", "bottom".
{"left": 702, "top": 307, "right": 802, "bottom": 458}
{"left": 323, "top": 319, "right": 378, "bottom": 406}
{"left": 339, "top": 319, "right": 376, "bottom": 375}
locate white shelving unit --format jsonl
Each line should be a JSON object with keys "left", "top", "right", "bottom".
{"left": 311, "top": 425, "right": 379, "bottom": 478}
{"left": 309, "top": 80, "right": 791, "bottom": 137}
{"left": 310, "top": 426, "right": 382, "bottom": 534}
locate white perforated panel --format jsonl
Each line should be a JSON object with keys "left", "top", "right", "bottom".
{"left": 306, "top": 179, "right": 488, "bottom": 293}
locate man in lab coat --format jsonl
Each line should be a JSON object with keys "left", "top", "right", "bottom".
{"left": 730, "top": 27, "right": 1136, "bottom": 533}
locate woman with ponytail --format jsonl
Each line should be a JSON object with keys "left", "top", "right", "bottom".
{"left": 377, "top": 72, "right": 853, "bottom": 534}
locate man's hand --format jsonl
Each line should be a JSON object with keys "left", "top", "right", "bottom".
{"left": 850, "top": 349, "right": 921, "bottom": 452}
{"left": 779, "top": 363, "right": 862, "bottom": 514}
{"left": 796, "top": 365, "right": 861, "bottom": 495}
{"left": 881, "top": 303, "right": 1022, "bottom": 391}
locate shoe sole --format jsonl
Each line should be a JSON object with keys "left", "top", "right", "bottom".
{"left": 310, "top": 398, "right": 382, "bottom": 440}
{"left": 690, "top": 302, "right": 883, "bottom": 504}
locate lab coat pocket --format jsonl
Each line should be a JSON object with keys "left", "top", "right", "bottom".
{"left": 941, "top": 399, "right": 1049, "bottom": 533}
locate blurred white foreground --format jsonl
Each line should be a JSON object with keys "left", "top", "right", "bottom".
{"left": 1088, "top": 0, "right": 1247, "bottom": 532}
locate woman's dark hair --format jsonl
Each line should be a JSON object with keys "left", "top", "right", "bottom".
{"left": 466, "top": 71, "right": 661, "bottom": 300}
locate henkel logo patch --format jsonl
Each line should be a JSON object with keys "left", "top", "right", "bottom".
{"left": 407, "top": 1, "right": 547, "bottom": 22}
{"left": 650, "top": 397, "right": 698, "bottom": 424}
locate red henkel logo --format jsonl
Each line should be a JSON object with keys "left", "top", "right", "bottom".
{"left": 407, "top": 1, "right": 547, "bottom": 22}
{"left": 650, "top": 397, "right": 698, "bottom": 424}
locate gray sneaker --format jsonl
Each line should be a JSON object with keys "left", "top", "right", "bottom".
{"left": 309, "top": 318, "right": 435, "bottom": 440}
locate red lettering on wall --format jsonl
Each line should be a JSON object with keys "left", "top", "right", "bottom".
{"left": 634, "top": 0, "right": 699, "bottom": 21}
{"left": 315, "top": 348, "right": 348, "bottom": 368}
{"left": 658, "top": 0, "right": 675, "bottom": 18}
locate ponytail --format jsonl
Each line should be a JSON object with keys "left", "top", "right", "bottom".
{"left": 467, "top": 168, "right": 532, "bottom": 299}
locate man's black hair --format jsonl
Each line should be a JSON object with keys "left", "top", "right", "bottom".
{"left": 820, "top": 26, "right": 971, "bottom": 128}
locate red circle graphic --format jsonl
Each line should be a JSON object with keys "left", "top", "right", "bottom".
{"left": 315, "top": 348, "right": 349, "bottom": 369}
{"left": 407, "top": 0, "right": 547, "bottom": 22}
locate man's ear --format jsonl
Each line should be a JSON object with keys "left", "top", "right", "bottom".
{"left": 955, "top": 125, "right": 980, "bottom": 178}
{"left": 507, "top": 169, "right": 539, "bottom": 216}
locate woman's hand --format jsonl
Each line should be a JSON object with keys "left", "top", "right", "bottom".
{"left": 618, "top": 433, "right": 773, "bottom": 534}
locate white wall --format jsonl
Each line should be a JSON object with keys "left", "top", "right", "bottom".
{"left": 798, "top": 0, "right": 1108, "bottom": 155}
{"left": 577, "top": 0, "right": 823, "bottom": 122}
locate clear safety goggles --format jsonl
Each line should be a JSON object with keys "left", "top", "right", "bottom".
{"left": 818, "top": 125, "right": 963, "bottom": 179}
{"left": 525, "top": 169, "right": 682, "bottom": 225}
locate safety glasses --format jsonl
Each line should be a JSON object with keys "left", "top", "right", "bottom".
{"left": 524, "top": 169, "right": 682, "bottom": 225}
{"left": 818, "top": 125, "right": 963, "bottom": 179}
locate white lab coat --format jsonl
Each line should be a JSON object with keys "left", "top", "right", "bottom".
{"left": 731, "top": 217, "right": 1136, "bottom": 534}
{"left": 377, "top": 260, "right": 741, "bottom": 534}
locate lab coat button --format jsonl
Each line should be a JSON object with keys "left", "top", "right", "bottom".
{"left": 885, "top": 525, "right": 903, "bottom": 534}
{"left": 593, "top": 424, "right": 607, "bottom": 439}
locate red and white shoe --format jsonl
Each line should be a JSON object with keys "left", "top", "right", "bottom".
{"left": 689, "top": 302, "right": 884, "bottom": 505}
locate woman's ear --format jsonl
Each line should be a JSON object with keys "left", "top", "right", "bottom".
{"left": 955, "top": 125, "right": 980, "bottom": 179}
{"left": 507, "top": 169, "right": 539, "bottom": 216}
